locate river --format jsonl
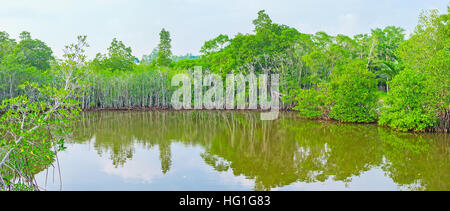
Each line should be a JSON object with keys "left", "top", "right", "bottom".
{"left": 36, "top": 111, "right": 449, "bottom": 190}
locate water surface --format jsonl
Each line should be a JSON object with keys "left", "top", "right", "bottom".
{"left": 36, "top": 111, "right": 449, "bottom": 190}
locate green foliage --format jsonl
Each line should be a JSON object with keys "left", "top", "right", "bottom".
{"left": 0, "top": 93, "right": 78, "bottom": 189}
{"left": 293, "top": 60, "right": 378, "bottom": 123}
{"left": 0, "top": 31, "right": 53, "bottom": 101}
{"left": 293, "top": 84, "right": 330, "bottom": 119}
{"left": 379, "top": 69, "right": 438, "bottom": 131}
{"left": 172, "top": 57, "right": 202, "bottom": 70}
{"left": 82, "top": 64, "right": 176, "bottom": 109}
{"left": 253, "top": 10, "right": 273, "bottom": 33}
{"left": 369, "top": 26, "right": 405, "bottom": 63}
{"left": 17, "top": 31, "right": 54, "bottom": 71}
{"left": 0, "top": 36, "right": 87, "bottom": 190}
{"left": 328, "top": 60, "right": 378, "bottom": 123}
{"left": 379, "top": 8, "right": 449, "bottom": 131}
{"left": 353, "top": 26, "right": 406, "bottom": 91}
{"left": 199, "top": 10, "right": 301, "bottom": 76}
{"left": 0, "top": 8, "right": 447, "bottom": 136}
{"left": 92, "top": 38, "right": 136, "bottom": 72}
{"left": 200, "top": 34, "right": 230, "bottom": 55}
{"left": 157, "top": 28, "right": 172, "bottom": 66}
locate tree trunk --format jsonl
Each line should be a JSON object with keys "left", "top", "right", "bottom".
{"left": 9, "top": 73, "right": 14, "bottom": 98}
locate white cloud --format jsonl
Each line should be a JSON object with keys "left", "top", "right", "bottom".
{"left": 100, "top": 146, "right": 163, "bottom": 184}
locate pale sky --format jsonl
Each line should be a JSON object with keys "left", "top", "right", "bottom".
{"left": 0, "top": 0, "right": 448, "bottom": 59}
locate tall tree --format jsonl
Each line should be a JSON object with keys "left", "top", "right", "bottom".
{"left": 0, "top": 31, "right": 39, "bottom": 99}
{"left": 157, "top": 28, "right": 172, "bottom": 66}
{"left": 92, "top": 38, "right": 135, "bottom": 72}
{"left": 17, "top": 31, "right": 54, "bottom": 71}
{"left": 200, "top": 34, "right": 230, "bottom": 55}
{"left": 253, "top": 10, "right": 273, "bottom": 33}
{"left": 380, "top": 8, "right": 449, "bottom": 131}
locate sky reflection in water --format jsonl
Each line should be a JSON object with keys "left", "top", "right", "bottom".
{"left": 36, "top": 111, "right": 449, "bottom": 191}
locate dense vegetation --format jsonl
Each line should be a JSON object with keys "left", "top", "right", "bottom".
{"left": 1, "top": 36, "right": 89, "bottom": 190}
{"left": 177, "top": 9, "right": 448, "bottom": 132}
{"left": 1, "top": 8, "right": 448, "bottom": 130}
{"left": 0, "top": 7, "right": 448, "bottom": 190}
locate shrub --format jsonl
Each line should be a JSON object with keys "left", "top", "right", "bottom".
{"left": 329, "top": 60, "right": 378, "bottom": 123}
{"left": 379, "top": 68, "right": 438, "bottom": 131}
{"left": 293, "top": 83, "right": 330, "bottom": 119}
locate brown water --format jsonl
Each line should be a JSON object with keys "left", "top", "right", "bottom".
{"left": 37, "top": 111, "right": 449, "bottom": 190}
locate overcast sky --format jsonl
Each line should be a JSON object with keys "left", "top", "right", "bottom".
{"left": 0, "top": 0, "right": 448, "bottom": 59}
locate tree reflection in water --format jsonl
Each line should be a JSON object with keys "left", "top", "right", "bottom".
{"left": 71, "top": 111, "right": 449, "bottom": 191}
